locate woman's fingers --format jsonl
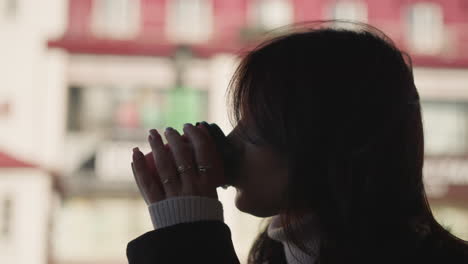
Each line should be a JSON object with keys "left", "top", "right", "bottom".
{"left": 164, "top": 127, "right": 199, "bottom": 195}
{"left": 148, "top": 129, "right": 181, "bottom": 197}
{"left": 183, "top": 123, "right": 224, "bottom": 198}
{"left": 132, "top": 148, "right": 165, "bottom": 203}
{"left": 132, "top": 124, "right": 224, "bottom": 204}
{"left": 131, "top": 161, "right": 149, "bottom": 205}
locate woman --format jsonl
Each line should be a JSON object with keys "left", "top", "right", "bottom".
{"left": 127, "top": 21, "right": 468, "bottom": 264}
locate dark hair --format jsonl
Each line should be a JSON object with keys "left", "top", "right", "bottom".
{"left": 226, "top": 20, "right": 468, "bottom": 264}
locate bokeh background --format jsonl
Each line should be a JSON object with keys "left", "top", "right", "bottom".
{"left": 0, "top": 0, "right": 467, "bottom": 263}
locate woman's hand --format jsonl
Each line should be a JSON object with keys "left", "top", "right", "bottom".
{"left": 131, "top": 123, "right": 226, "bottom": 205}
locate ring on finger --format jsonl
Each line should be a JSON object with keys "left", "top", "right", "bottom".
{"left": 197, "top": 165, "right": 212, "bottom": 173}
{"left": 177, "top": 165, "right": 193, "bottom": 175}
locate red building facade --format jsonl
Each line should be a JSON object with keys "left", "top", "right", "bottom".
{"left": 49, "top": 0, "right": 468, "bottom": 67}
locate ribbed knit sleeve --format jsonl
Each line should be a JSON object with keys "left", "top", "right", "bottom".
{"left": 148, "top": 196, "right": 224, "bottom": 230}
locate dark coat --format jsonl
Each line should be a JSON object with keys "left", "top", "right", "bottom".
{"left": 127, "top": 220, "right": 242, "bottom": 264}
{"left": 127, "top": 220, "right": 468, "bottom": 264}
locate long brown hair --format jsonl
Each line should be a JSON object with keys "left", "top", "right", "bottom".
{"left": 227, "top": 21, "right": 468, "bottom": 264}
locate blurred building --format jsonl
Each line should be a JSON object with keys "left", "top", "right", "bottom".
{"left": 0, "top": 151, "right": 63, "bottom": 264}
{"left": 39, "top": 0, "right": 468, "bottom": 263}
{"left": 0, "top": 1, "right": 67, "bottom": 264}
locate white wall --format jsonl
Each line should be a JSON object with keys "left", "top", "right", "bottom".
{"left": 0, "top": 0, "right": 68, "bottom": 171}
{"left": 0, "top": 1, "right": 67, "bottom": 262}
{"left": 0, "top": 169, "right": 53, "bottom": 264}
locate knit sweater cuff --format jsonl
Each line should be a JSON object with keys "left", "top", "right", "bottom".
{"left": 148, "top": 196, "right": 224, "bottom": 230}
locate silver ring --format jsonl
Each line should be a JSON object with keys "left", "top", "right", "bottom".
{"left": 177, "top": 165, "right": 193, "bottom": 175}
{"left": 162, "top": 178, "right": 170, "bottom": 184}
{"left": 198, "top": 165, "right": 212, "bottom": 173}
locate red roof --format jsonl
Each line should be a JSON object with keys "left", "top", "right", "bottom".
{"left": 0, "top": 150, "right": 65, "bottom": 196}
{"left": 0, "top": 151, "right": 41, "bottom": 169}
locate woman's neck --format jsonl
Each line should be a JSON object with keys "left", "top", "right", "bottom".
{"left": 267, "top": 213, "right": 321, "bottom": 263}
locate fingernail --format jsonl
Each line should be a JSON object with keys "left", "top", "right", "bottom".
{"left": 149, "top": 129, "right": 159, "bottom": 139}
{"left": 133, "top": 147, "right": 143, "bottom": 160}
{"left": 165, "top": 127, "right": 174, "bottom": 134}
{"left": 184, "top": 123, "right": 193, "bottom": 129}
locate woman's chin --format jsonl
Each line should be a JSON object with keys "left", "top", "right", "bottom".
{"left": 234, "top": 188, "right": 276, "bottom": 218}
{"left": 234, "top": 187, "right": 246, "bottom": 211}
{"left": 234, "top": 188, "right": 255, "bottom": 215}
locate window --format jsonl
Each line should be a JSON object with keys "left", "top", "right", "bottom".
{"left": 66, "top": 85, "right": 208, "bottom": 180}
{"left": 166, "top": 0, "right": 213, "bottom": 44}
{"left": 66, "top": 86, "right": 207, "bottom": 134}
{"left": 406, "top": 3, "right": 444, "bottom": 55}
{"left": 67, "top": 86, "right": 83, "bottom": 132}
{"left": 91, "top": 0, "right": 140, "bottom": 39}
{"left": 329, "top": 0, "right": 368, "bottom": 23}
{"left": 1, "top": 0, "right": 17, "bottom": 20}
{"left": 421, "top": 101, "right": 468, "bottom": 155}
{"left": 0, "top": 196, "right": 12, "bottom": 240}
{"left": 250, "top": 0, "right": 294, "bottom": 31}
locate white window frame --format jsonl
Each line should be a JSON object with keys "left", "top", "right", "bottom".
{"left": 422, "top": 101, "right": 468, "bottom": 155}
{"left": 165, "top": 0, "right": 213, "bottom": 44}
{"left": 328, "top": 0, "right": 368, "bottom": 23}
{"left": 91, "top": 0, "right": 141, "bottom": 39}
{"left": 249, "top": 0, "right": 294, "bottom": 31}
{"left": 405, "top": 2, "right": 444, "bottom": 55}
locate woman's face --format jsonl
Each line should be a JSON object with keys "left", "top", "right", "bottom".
{"left": 226, "top": 122, "right": 289, "bottom": 218}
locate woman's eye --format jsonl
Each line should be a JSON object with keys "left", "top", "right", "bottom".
{"left": 244, "top": 131, "right": 265, "bottom": 146}
{"left": 247, "top": 136, "right": 261, "bottom": 145}
{"left": 238, "top": 133, "right": 255, "bottom": 144}
{"left": 230, "top": 125, "right": 263, "bottom": 146}
{"left": 228, "top": 132, "right": 245, "bottom": 151}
